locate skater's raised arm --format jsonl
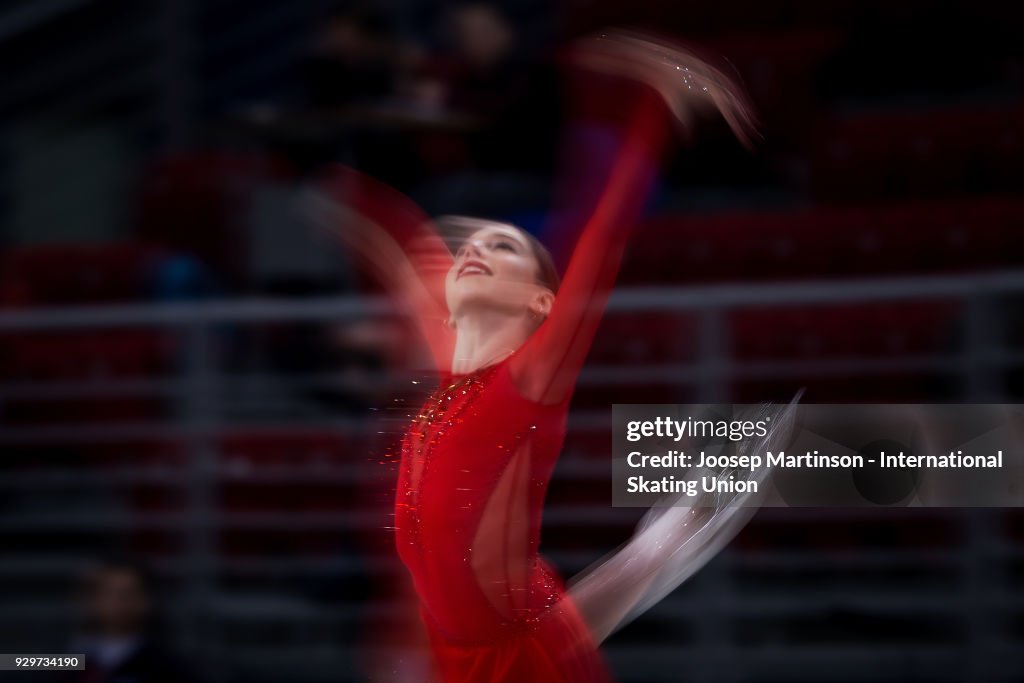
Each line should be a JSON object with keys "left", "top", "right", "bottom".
{"left": 511, "top": 32, "right": 757, "bottom": 405}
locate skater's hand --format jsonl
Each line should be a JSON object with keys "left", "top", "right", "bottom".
{"left": 567, "top": 29, "right": 759, "bottom": 147}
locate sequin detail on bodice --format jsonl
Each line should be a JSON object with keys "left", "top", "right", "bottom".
{"left": 393, "top": 359, "right": 575, "bottom": 645}
{"left": 397, "top": 362, "right": 501, "bottom": 557}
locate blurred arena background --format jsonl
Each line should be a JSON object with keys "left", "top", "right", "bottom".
{"left": 0, "top": 1, "right": 1023, "bottom": 682}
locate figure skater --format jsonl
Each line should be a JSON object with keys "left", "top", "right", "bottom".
{"left": 306, "top": 30, "right": 794, "bottom": 682}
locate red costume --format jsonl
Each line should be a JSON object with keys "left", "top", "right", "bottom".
{"left": 312, "top": 31, "right": 780, "bottom": 679}
{"left": 396, "top": 359, "right": 609, "bottom": 681}
{"left": 318, "top": 65, "right": 674, "bottom": 681}
{"left": 394, "top": 87, "right": 667, "bottom": 681}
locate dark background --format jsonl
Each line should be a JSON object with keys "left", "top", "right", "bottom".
{"left": 0, "top": 1, "right": 1022, "bottom": 681}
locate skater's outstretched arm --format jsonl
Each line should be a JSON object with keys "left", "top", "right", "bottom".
{"left": 307, "top": 166, "right": 455, "bottom": 373}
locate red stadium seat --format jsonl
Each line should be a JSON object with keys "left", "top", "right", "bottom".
{"left": 622, "top": 198, "right": 1024, "bottom": 284}
{"left": 216, "top": 429, "right": 371, "bottom": 557}
{"left": 588, "top": 312, "right": 698, "bottom": 364}
{"left": 0, "top": 329, "right": 174, "bottom": 380}
{"left": 728, "top": 300, "right": 963, "bottom": 402}
{"left": 0, "top": 329, "right": 177, "bottom": 425}
{"left": 136, "top": 151, "right": 291, "bottom": 286}
{"left": 0, "top": 243, "right": 166, "bottom": 306}
{"left": 730, "top": 301, "right": 962, "bottom": 360}
{"left": 570, "top": 382, "right": 685, "bottom": 410}
{"left": 219, "top": 429, "right": 359, "bottom": 470}
{"left": 562, "top": 427, "right": 613, "bottom": 462}
{"left": 811, "top": 105, "right": 1024, "bottom": 200}
{"left": 707, "top": 29, "right": 843, "bottom": 133}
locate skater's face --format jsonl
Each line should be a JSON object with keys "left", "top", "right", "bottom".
{"left": 446, "top": 223, "right": 554, "bottom": 324}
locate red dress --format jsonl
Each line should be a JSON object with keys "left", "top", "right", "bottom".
{"left": 395, "top": 360, "right": 609, "bottom": 682}
{"left": 318, "top": 77, "right": 670, "bottom": 682}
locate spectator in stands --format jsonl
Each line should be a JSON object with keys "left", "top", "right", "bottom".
{"left": 438, "top": 1, "right": 560, "bottom": 174}
{"left": 296, "top": 4, "right": 427, "bottom": 185}
{"left": 304, "top": 4, "right": 407, "bottom": 108}
{"left": 53, "top": 556, "right": 202, "bottom": 683}
{"left": 410, "top": 1, "right": 559, "bottom": 219}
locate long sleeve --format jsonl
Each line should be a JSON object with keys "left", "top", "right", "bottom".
{"left": 510, "top": 77, "right": 672, "bottom": 404}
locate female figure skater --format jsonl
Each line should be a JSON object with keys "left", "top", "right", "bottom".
{"left": 310, "top": 31, "right": 791, "bottom": 682}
